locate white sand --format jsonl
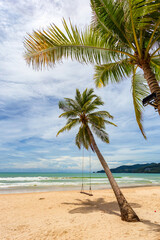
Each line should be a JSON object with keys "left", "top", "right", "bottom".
{"left": 0, "top": 186, "right": 160, "bottom": 240}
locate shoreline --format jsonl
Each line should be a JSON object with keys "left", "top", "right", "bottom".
{"left": 0, "top": 186, "right": 160, "bottom": 240}
{"left": 0, "top": 183, "right": 160, "bottom": 195}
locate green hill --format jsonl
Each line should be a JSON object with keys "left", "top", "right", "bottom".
{"left": 97, "top": 163, "right": 160, "bottom": 173}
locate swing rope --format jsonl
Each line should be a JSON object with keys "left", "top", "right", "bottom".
{"left": 81, "top": 147, "right": 84, "bottom": 192}
{"left": 80, "top": 147, "right": 93, "bottom": 196}
{"left": 89, "top": 148, "right": 92, "bottom": 192}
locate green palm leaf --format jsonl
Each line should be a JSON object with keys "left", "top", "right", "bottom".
{"left": 131, "top": 69, "right": 149, "bottom": 139}
{"left": 24, "top": 18, "right": 135, "bottom": 70}
{"left": 94, "top": 59, "right": 132, "bottom": 87}
{"left": 150, "top": 58, "right": 160, "bottom": 81}
{"left": 89, "top": 110, "right": 113, "bottom": 119}
{"left": 91, "top": 124, "right": 109, "bottom": 143}
{"left": 75, "top": 125, "right": 91, "bottom": 149}
{"left": 56, "top": 118, "right": 79, "bottom": 136}
{"left": 91, "top": 0, "right": 134, "bottom": 50}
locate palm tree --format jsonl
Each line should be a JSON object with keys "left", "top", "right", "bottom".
{"left": 57, "top": 88, "right": 139, "bottom": 222}
{"left": 24, "top": 0, "right": 160, "bottom": 139}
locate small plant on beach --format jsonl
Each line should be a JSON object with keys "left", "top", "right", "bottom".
{"left": 57, "top": 88, "right": 140, "bottom": 222}
{"left": 24, "top": 0, "right": 160, "bottom": 139}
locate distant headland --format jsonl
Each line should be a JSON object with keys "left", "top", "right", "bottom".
{"left": 96, "top": 163, "right": 160, "bottom": 173}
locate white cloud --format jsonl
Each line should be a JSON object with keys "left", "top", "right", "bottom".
{"left": 0, "top": 0, "right": 159, "bottom": 171}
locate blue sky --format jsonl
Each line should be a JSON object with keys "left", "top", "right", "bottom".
{"left": 0, "top": 0, "right": 160, "bottom": 172}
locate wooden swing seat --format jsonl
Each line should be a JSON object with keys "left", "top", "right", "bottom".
{"left": 80, "top": 191, "right": 93, "bottom": 196}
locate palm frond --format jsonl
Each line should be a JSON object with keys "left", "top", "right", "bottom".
{"left": 145, "top": 19, "right": 160, "bottom": 56}
{"left": 128, "top": 0, "right": 142, "bottom": 57}
{"left": 64, "top": 98, "right": 81, "bottom": 112}
{"left": 75, "top": 131, "right": 81, "bottom": 149}
{"left": 150, "top": 58, "right": 160, "bottom": 81}
{"left": 89, "top": 110, "right": 113, "bottom": 119}
{"left": 104, "top": 119, "right": 117, "bottom": 127}
{"left": 82, "top": 88, "right": 97, "bottom": 106}
{"left": 85, "top": 96, "right": 104, "bottom": 113}
{"left": 58, "top": 99, "right": 80, "bottom": 117}
{"left": 58, "top": 100, "right": 71, "bottom": 112}
{"left": 67, "top": 118, "right": 80, "bottom": 124}
{"left": 24, "top": 21, "right": 106, "bottom": 68}
{"left": 75, "top": 125, "right": 91, "bottom": 150}
{"left": 56, "top": 119, "right": 79, "bottom": 136}
{"left": 131, "top": 68, "right": 149, "bottom": 139}
{"left": 91, "top": 124, "right": 109, "bottom": 143}
{"left": 88, "top": 115, "right": 106, "bottom": 129}
{"left": 94, "top": 59, "right": 132, "bottom": 87}
{"left": 59, "top": 111, "right": 78, "bottom": 118}
{"left": 24, "top": 18, "right": 135, "bottom": 70}
{"left": 124, "top": 0, "right": 160, "bottom": 31}
{"left": 91, "top": 0, "right": 135, "bottom": 50}
{"left": 75, "top": 89, "right": 83, "bottom": 107}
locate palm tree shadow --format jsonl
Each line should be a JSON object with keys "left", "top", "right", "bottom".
{"left": 141, "top": 219, "right": 160, "bottom": 233}
{"left": 62, "top": 198, "right": 160, "bottom": 233}
{"left": 62, "top": 198, "right": 141, "bottom": 217}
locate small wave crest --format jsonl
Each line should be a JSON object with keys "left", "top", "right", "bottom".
{"left": 0, "top": 176, "right": 73, "bottom": 182}
{"left": 0, "top": 181, "right": 82, "bottom": 188}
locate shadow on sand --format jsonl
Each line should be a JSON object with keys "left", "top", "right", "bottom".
{"left": 62, "top": 197, "right": 160, "bottom": 233}
{"left": 141, "top": 219, "right": 160, "bottom": 233}
{"left": 62, "top": 197, "right": 140, "bottom": 217}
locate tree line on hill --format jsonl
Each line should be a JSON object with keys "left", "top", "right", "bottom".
{"left": 96, "top": 163, "right": 160, "bottom": 173}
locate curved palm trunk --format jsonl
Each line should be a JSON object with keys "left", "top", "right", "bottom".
{"left": 86, "top": 125, "right": 140, "bottom": 222}
{"left": 141, "top": 62, "right": 160, "bottom": 114}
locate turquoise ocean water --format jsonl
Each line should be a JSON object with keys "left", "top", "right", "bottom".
{"left": 0, "top": 172, "right": 160, "bottom": 194}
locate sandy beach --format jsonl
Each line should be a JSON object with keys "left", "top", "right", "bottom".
{"left": 0, "top": 186, "right": 160, "bottom": 240}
